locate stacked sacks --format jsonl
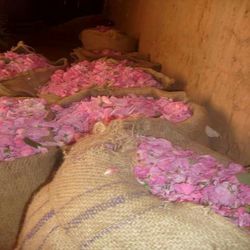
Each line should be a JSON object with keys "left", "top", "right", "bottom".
{"left": 0, "top": 90, "right": 208, "bottom": 249}
{"left": 0, "top": 41, "right": 67, "bottom": 97}
{"left": 0, "top": 97, "right": 62, "bottom": 250}
{"left": 0, "top": 42, "right": 211, "bottom": 249}
{"left": 0, "top": 41, "right": 66, "bottom": 249}
{"left": 0, "top": 92, "right": 207, "bottom": 153}
{"left": 37, "top": 56, "right": 208, "bottom": 147}
{"left": 16, "top": 118, "right": 250, "bottom": 249}
{"left": 0, "top": 91, "right": 207, "bottom": 160}
{"left": 80, "top": 26, "right": 137, "bottom": 53}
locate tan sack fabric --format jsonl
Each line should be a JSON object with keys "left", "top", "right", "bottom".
{"left": 80, "top": 28, "right": 137, "bottom": 53}
{"left": 16, "top": 118, "right": 250, "bottom": 250}
{"left": 0, "top": 147, "right": 62, "bottom": 250}
{"left": 0, "top": 41, "right": 67, "bottom": 97}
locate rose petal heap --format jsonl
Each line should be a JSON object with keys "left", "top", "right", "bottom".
{"left": 134, "top": 136, "right": 250, "bottom": 227}
{"left": 49, "top": 95, "right": 192, "bottom": 145}
{"left": 0, "top": 51, "right": 50, "bottom": 81}
{"left": 39, "top": 59, "right": 161, "bottom": 97}
{"left": 0, "top": 97, "right": 50, "bottom": 161}
{"left": 0, "top": 96, "right": 191, "bottom": 161}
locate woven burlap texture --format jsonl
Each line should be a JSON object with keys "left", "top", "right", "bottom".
{"left": 16, "top": 118, "right": 250, "bottom": 250}
{"left": 80, "top": 29, "right": 137, "bottom": 53}
{"left": 0, "top": 147, "right": 62, "bottom": 250}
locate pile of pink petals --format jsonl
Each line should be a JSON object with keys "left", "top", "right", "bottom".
{"left": 0, "top": 97, "right": 50, "bottom": 161}
{"left": 49, "top": 95, "right": 191, "bottom": 145}
{"left": 0, "top": 51, "right": 50, "bottom": 81}
{"left": 134, "top": 136, "right": 250, "bottom": 227}
{"left": 0, "top": 95, "right": 191, "bottom": 160}
{"left": 39, "top": 59, "right": 161, "bottom": 97}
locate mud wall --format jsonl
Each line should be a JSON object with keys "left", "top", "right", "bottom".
{"left": 106, "top": 0, "right": 250, "bottom": 164}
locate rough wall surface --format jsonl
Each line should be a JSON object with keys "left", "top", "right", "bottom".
{"left": 106, "top": 0, "right": 250, "bottom": 165}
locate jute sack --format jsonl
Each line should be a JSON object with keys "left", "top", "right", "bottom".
{"left": 16, "top": 118, "right": 250, "bottom": 250}
{"left": 0, "top": 97, "right": 62, "bottom": 249}
{"left": 40, "top": 57, "right": 174, "bottom": 100}
{"left": 0, "top": 41, "right": 67, "bottom": 97}
{"left": 98, "top": 58, "right": 175, "bottom": 89}
{"left": 92, "top": 58, "right": 172, "bottom": 87}
{"left": 80, "top": 28, "right": 137, "bottom": 53}
{"left": 71, "top": 48, "right": 162, "bottom": 71}
{"left": 0, "top": 147, "right": 62, "bottom": 250}
{"left": 41, "top": 88, "right": 209, "bottom": 146}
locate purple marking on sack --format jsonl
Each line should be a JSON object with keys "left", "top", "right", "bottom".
{"left": 65, "top": 190, "right": 149, "bottom": 230}
{"left": 21, "top": 181, "right": 125, "bottom": 247}
{"left": 66, "top": 196, "right": 126, "bottom": 230}
{"left": 80, "top": 204, "right": 164, "bottom": 249}
{"left": 59, "top": 181, "right": 127, "bottom": 211}
{"left": 37, "top": 190, "right": 151, "bottom": 249}
{"left": 20, "top": 209, "right": 55, "bottom": 247}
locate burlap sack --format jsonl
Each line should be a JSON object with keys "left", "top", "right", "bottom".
{"left": 41, "top": 88, "right": 209, "bottom": 146}
{"left": 89, "top": 58, "right": 173, "bottom": 88}
{"left": 0, "top": 41, "right": 67, "bottom": 97}
{"left": 0, "top": 147, "right": 63, "bottom": 250}
{"left": 0, "top": 96, "right": 63, "bottom": 249}
{"left": 71, "top": 48, "right": 162, "bottom": 71}
{"left": 80, "top": 28, "right": 137, "bottom": 53}
{"left": 16, "top": 118, "right": 250, "bottom": 250}
{"left": 40, "top": 57, "right": 173, "bottom": 101}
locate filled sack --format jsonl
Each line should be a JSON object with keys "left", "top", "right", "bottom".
{"left": 80, "top": 26, "right": 137, "bottom": 53}
{"left": 16, "top": 118, "right": 250, "bottom": 250}
{"left": 0, "top": 41, "right": 67, "bottom": 97}
{"left": 0, "top": 96, "right": 63, "bottom": 249}
{"left": 44, "top": 89, "right": 209, "bottom": 146}
{"left": 0, "top": 147, "right": 62, "bottom": 250}
{"left": 71, "top": 47, "right": 162, "bottom": 71}
{"left": 39, "top": 58, "right": 174, "bottom": 100}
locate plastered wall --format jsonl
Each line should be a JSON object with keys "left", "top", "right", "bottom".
{"left": 106, "top": 0, "right": 250, "bottom": 165}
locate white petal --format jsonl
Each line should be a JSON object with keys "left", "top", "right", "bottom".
{"left": 205, "top": 126, "right": 220, "bottom": 138}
